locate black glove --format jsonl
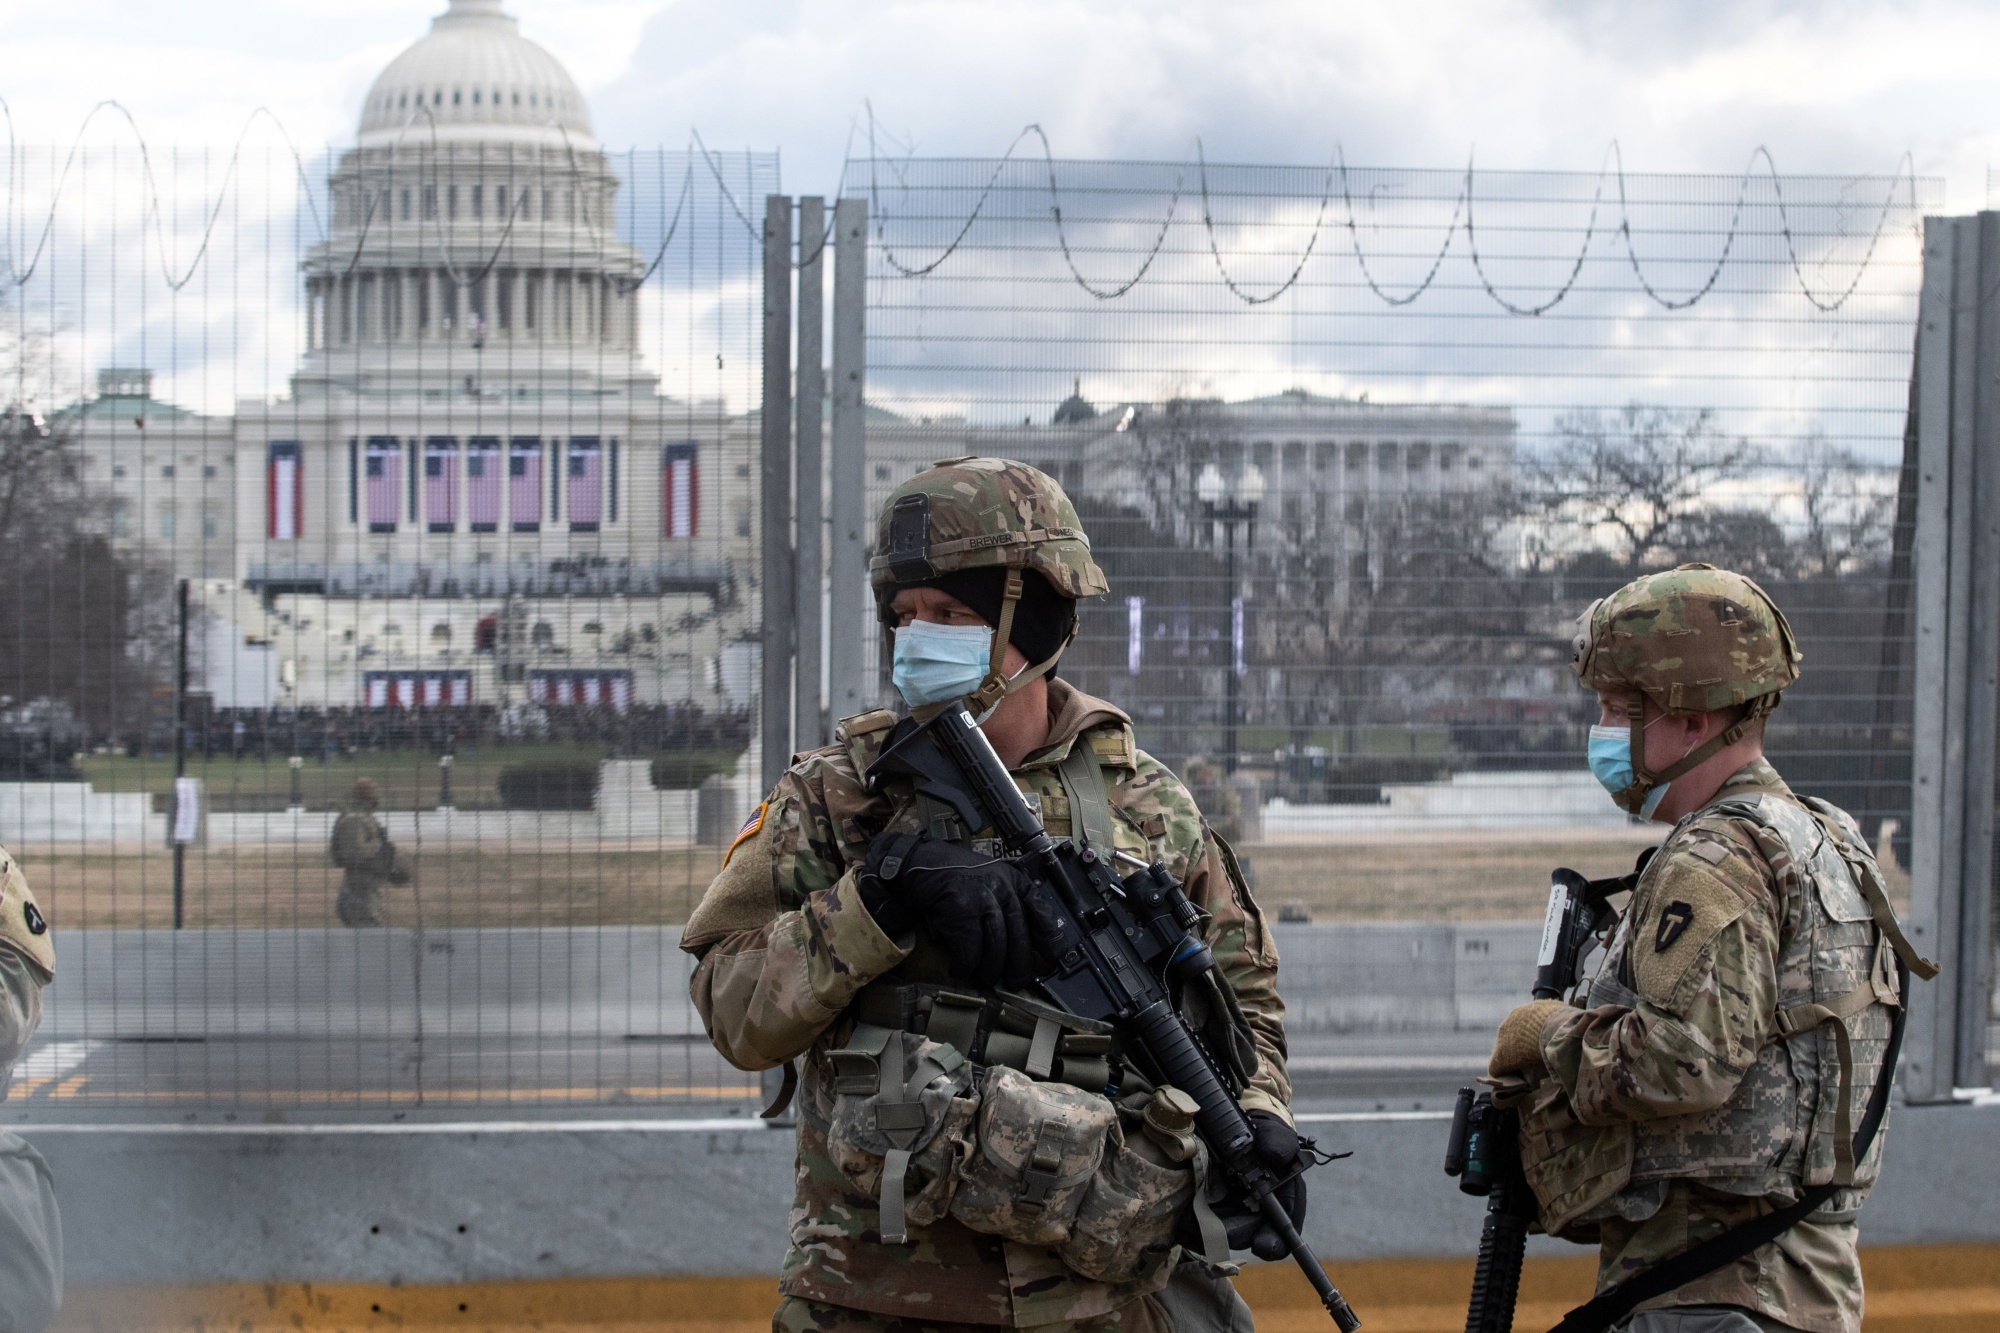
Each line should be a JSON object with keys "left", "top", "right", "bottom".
{"left": 1214, "top": 1110, "right": 1308, "bottom": 1262}
{"left": 858, "top": 831, "right": 1034, "bottom": 989}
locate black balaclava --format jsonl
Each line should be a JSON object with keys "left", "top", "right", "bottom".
{"left": 918, "top": 567, "right": 1076, "bottom": 678}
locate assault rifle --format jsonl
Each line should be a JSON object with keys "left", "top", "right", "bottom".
{"left": 867, "top": 701, "right": 1363, "bottom": 1332}
{"left": 1444, "top": 865, "right": 1630, "bottom": 1333}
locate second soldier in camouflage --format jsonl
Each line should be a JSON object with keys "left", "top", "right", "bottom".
{"left": 1488, "top": 564, "right": 1935, "bottom": 1333}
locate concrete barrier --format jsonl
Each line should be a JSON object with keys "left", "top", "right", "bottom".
{"left": 38, "top": 923, "right": 1540, "bottom": 1042}
{"left": 0, "top": 782, "right": 154, "bottom": 845}
{"left": 1264, "top": 771, "right": 1634, "bottom": 839}
{"left": 25, "top": 1102, "right": 2000, "bottom": 1286}
{"left": 41, "top": 928, "right": 702, "bottom": 1040}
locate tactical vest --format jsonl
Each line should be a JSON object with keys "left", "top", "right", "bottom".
{"left": 808, "top": 721, "right": 1251, "bottom": 1271}
{"left": 1592, "top": 792, "right": 1907, "bottom": 1207}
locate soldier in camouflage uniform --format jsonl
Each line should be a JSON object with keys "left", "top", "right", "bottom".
{"left": 1487, "top": 565, "right": 1935, "bottom": 1333}
{"left": 683, "top": 458, "right": 1295, "bottom": 1333}
{"left": 0, "top": 847, "right": 65, "bottom": 1328}
{"left": 329, "top": 778, "right": 408, "bottom": 928}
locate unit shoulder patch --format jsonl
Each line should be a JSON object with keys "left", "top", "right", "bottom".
{"left": 0, "top": 849, "right": 53, "bottom": 980}
{"left": 1631, "top": 856, "right": 1746, "bottom": 1009}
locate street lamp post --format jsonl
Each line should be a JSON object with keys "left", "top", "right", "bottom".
{"left": 1197, "top": 464, "right": 1263, "bottom": 773}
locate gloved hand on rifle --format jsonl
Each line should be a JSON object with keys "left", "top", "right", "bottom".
{"left": 858, "top": 830, "right": 1037, "bottom": 989}
{"left": 1208, "top": 1109, "right": 1309, "bottom": 1261}
{"left": 1488, "top": 999, "right": 1570, "bottom": 1077}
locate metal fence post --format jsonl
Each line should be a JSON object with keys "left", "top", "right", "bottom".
{"left": 829, "top": 197, "right": 870, "bottom": 724}
{"left": 796, "top": 197, "right": 827, "bottom": 749}
{"left": 1906, "top": 212, "right": 1999, "bottom": 1101}
{"left": 760, "top": 195, "right": 796, "bottom": 794}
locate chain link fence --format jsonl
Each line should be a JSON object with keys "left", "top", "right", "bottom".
{"left": 848, "top": 153, "right": 1940, "bottom": 936}
{"left": 2, "top": 126, "right": 1986, "bottom": 1118}
{"left": 2, "top": 135, "right": 777, "bottom": 1117}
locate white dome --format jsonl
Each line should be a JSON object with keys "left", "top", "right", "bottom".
{"left": 356, "top": 0, "right": 593, "bottom": 149}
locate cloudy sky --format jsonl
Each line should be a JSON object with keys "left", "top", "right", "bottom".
{"left": 0, "top": 0, "right": 1991, "bottom": 206}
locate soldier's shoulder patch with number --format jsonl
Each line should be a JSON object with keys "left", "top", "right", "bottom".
{"left": 0, "top": 848, "right": 53, "bottom": 980}
{"left": 1632, "top": 847, "right": 1747, "bottom": 1008}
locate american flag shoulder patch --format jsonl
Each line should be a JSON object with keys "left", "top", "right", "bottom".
{"left": 722, "top": 802, "right": 767, "bottom": 867}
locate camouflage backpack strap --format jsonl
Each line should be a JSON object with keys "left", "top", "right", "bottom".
{"left": 1771, "top": 797, "right": 1939, "bottom": 1186}
{"left": 1700, "top": 791, "right": 1921, "bottom": 1185}
{"left": 1796, "top": 797, "right": 1939, "bottom": 982}
{"left": 1055, "top": 738, "right": 1120, "bottom": 857}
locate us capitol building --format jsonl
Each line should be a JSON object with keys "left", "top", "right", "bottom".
{"left": 76, "top": 0, "right": 756, "bottom": 713}
{"left": 69, "top": 0, "right": 1517, "bottom": 722}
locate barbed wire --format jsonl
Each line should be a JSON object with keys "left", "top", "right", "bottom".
{"left": 0, "top": 98, "right": 325, "bottom": 291}
{"left": 855, "top": 127, "right": 1927, "bottom": 315}
{"left": 1195, "top": 137, "right": 1328, "bottom": 306}
{"left": 0, "top": 97, "right": 732, "bottom": 298}
{"left": 0, "top": 97, "right": 1931, "bottom": 315}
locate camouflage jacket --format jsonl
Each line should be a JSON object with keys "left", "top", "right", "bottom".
{"left": 682, "top": 679, "right": 1288, "bottom": 1328}
{"left": 329, "top": 811, "right": 396, "bottom": 880}
{"left": 1529, "top": 759, "right": 1895, "bottom": 1333}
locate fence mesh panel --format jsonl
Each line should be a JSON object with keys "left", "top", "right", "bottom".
{"left": 849, "top": 156, "right": 1941, "bottom": 944}
{"left": 2, "top": 139, "right": 776, "bottom": 1118}
{"left": 2, "top": 133, "right": 1984, "bottom": 1119}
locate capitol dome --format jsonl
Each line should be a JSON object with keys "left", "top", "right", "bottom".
{"left": 356, "top": 0, "right": 593, "bottom": 149}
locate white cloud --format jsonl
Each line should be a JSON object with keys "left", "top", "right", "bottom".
{"left": 0, "top": 0, "right": 1988, "bottom": 205}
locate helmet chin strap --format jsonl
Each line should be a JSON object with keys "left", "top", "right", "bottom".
{"left": 1615, "top": 695, "right": 1770, "bottom": 817}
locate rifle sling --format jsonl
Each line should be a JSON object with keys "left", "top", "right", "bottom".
{"left": 1546, "top": 958, "right": 1912, "bottom": 1333}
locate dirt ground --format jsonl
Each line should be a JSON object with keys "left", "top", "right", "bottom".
{"left": 23, "top": 844, "right": 725, "bottom": 931}
{"left": 19, "top": 830, "right": 1913, "bottom": 931}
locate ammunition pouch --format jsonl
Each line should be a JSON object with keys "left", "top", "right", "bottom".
{"left": 949, "top": 1064, "right": 1116, "bottom": 1245}
{"left": 832, "top": 979, "right": 1201, "bottom": 1280}
{"left": 822, "top": 1025, "right": 979, "bottom": 1244}
{"left": 1057, "top": 1090, "right": 1205, "bottom": 1283}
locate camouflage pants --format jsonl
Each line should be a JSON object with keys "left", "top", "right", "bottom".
{"left": 335, "top": 876, "right": 384, "bottom": 928}
{"left": 774, "top": 1266, "right": 1247, "bottom": 1333}
{"left": 774, "top": 1294, "right": 1170, "bottom": 1333}
{"left": 1616, "top": 1308, "right": 1798, "bottom": 1333}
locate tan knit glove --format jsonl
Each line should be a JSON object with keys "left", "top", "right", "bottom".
{"left": 1488, "top": 999, "right": 1571, "bottom": 1077}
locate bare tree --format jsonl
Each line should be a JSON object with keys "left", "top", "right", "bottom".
{"left": 1529, "top": 406, "right": 1760, "bottom": 577}
{"left": 1792, "top": 437, "right": 1896, "bottom": 579}
{"left": 0, "top": 319, "right": 155, "bottom": 741}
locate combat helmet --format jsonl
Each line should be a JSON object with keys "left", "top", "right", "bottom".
{"left": 1571, "top": 562, "right": 1801, "bottom": 814}
{"left": 872, "top": 457, "right": 1108, "bottom": 715}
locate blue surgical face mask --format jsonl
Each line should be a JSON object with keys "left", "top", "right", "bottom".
{"left": 1587, "top": 723, "right": 1670, "bottom": 819}
{"left": 892, "top": 621, "right": 996, "bottom": 710}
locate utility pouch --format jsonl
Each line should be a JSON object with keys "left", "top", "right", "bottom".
{"left": 824, "top": 1024, "right": 979, "bottom": 1244}
{"left": 950, "top": 1064, "right": 1117, "bottom": 1246}
{"left": 1511, "top": 1071, "right": 1632, "bottom": 1241}
{"left": 1057, "top": 1090, "right": 1200, "bottom": 1283}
